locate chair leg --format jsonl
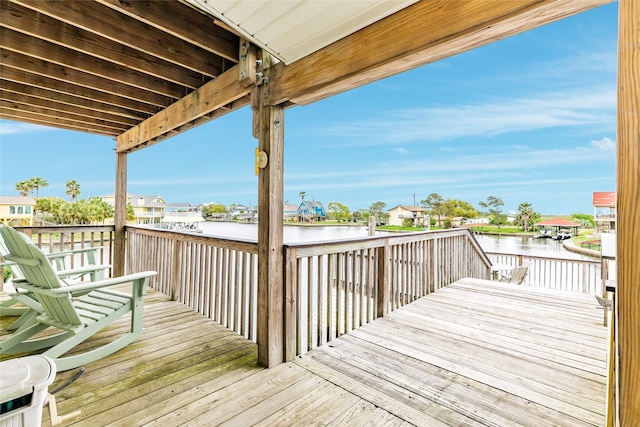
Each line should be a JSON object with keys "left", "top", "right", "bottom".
{"left": 6, "top": 308, "right": 39, "bottom": 331}
{"left": 0, "top": 322, "right": 49, "bottom": 354}
{"left": 44, "top": 300, "right": 141, "bottom": 371}
{"left": 46, "top": 393, "right": 81, "bottom": 426}
{"left": 0, "top": 297, "right": 29, "bottom": 316}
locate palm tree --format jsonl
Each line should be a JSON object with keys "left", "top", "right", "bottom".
{"left": 29, "top": 177, "right": 48, "bottom": 199}
{"left": 299, "top": 191, "right": 306, "bottom": 201}
{"left": 15, "top": 180, "right": 33, "bottom": 196}
{"left": 515, "top": 202, "right": 539, "bottom": 232}
{"left": 65, "top": 180, "right": 81, "bottom": 201}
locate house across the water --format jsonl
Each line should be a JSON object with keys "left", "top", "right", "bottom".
{"left": 387, "top": 205, "right": 427, "bottom": 227}
{"left": 593, "top": 191, "right": 616, "bottom": 233}
{"left": 0, "top": 196, "right": 35, "bottom": 227}
{"left": 297, "top": 200, "right": 326, "bottom": 222}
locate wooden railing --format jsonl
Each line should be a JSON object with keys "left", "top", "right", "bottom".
{"left": 13, "top": 225, "right": 114, "bottom": 273}
{"left": 122, "top": 227, "right": 490, "bottom": 357}
{"left": 6, "top": 226, "right": 603, "bottom": 358}
{"left": 125, "top": 226, "right": 259, "bottom": 342}
{"left": 486, "top": 252, "right": 601, "bottom": 294}
{"left": 284, "top": 229, "right": 491, "bottom": 357}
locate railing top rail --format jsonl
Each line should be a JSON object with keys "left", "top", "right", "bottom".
{"left": 126, "top": 225, "right": 259, "bottom": 253}
{"left": 287, "top": 228, "right": 490, "bottom": 266}
{"left": 15, "top": 225, "right": 116, "bottom": 233}
{"left": 485, "top": 251, "right": 600, "bottom": 265}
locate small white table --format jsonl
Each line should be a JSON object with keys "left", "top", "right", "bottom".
{"left": 490, "top": 263, "right": 513, "bottom": 280}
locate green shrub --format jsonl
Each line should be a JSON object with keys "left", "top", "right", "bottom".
{"left": 3, "top": 267, "right": 11, "bottom": 283}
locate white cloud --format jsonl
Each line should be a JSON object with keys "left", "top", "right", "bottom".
{"left": 0, "top": 121, "right": 57, "bottom": 135}
{"left": 591, "top": 137, "right": 615, "bottom": 151}
{"left": 319, "top": 86, "right": 616, "bottom": 147}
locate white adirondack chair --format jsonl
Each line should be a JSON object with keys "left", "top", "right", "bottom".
{"left": 0, "top": 225, "right": 156, "bottom": 371}
{"left": 1, "top": 232, "right": 110, "bottom": 331}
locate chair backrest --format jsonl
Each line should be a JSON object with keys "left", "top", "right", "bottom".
{"left": 509, "top": 264, "right": 529, "bottom": 284}
{"left": 0, "top": 225, "right": 82, "bottom": 325}
{"left": 0, "top": 231, "right": 26, "bottom": 281}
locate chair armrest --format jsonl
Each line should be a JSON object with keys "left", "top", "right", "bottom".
{"left": 56, "top": 264, "right": 111, "bottom": 278}
{"left": 13, "top": 271, "right": 157, "bottom": 296}
{"left": 46, "top": 246, "right": 105, "bottom": 259}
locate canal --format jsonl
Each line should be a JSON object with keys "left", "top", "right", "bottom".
{"left": 197, "top": 222, "right": 597, "bottom": 261}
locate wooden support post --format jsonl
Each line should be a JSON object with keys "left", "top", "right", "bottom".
{"left": 255, "top": 54, "right": 285, "bottom": 366}
{"left": 113, "top": 151, "right": 127, "bottom": 277}
{"left": 616, "top": 1, "right": 640, "bottom": 424}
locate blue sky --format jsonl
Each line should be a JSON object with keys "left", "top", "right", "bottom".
{"left": 0, "top": 3, "right": 617, "bottom": 216}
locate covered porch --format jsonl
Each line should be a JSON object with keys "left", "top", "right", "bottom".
{"left": 1, "top": 277, "right": 607, "bottom": 426}
{"left": 1, "top": 0, "right": 637, "bottom": 424}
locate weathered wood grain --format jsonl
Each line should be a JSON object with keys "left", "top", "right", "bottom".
{"left": 1, "top": 277, "right": 606, "bottom": 426}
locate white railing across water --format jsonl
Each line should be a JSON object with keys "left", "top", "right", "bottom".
{"left": 486, "top": 252, "right": 601, "bottom": 294}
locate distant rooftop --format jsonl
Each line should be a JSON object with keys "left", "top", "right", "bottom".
{"left": 593, "top": 192, "right": 616, "bottom": 206}
{"left": 536, "top": 217, "right": 580, "bottom": 227}
{"left": 0, "top": 195, "right": 36, "bottom": 205}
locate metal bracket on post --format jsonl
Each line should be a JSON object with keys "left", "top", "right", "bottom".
{"left": 239, "top": 39, "right": 257, "bottom": 88}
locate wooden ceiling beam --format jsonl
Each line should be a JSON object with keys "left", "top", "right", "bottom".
{"left": 0, "top": 90, "right": 139, "bottom": 126}
{"left": 1, "top": 50, "right": 172, "bottom": 107}
{"left": 123, "top": 95, "right": 250, "bottom": 154}
{"left": 0, "top": 99, "right": 129, "bottom": 132}
{"left": 0, "top": 28, "right": 191, "bottom": 99}
{"left": 0, "top": 107, "right": 123, "bottom": 136}
{"left": 0, "top": 80, "right": 149, "bottom": 121}
{"left": 0, "top": 1, "right": 206, "bottom": 89}
{"left": 117, "top": 66, "right": 250, "bottom": 153}
{"left": 268, "top": 0, "right": 613, "bottom": 106}
{"left": 0, "top": 68, "right": 159, "bottom": 116}
{"left": 96, "top": 0, "right": 239, "bottom": 62}
{"left": 10, "top": 0, "right": 224, "bottom": 77}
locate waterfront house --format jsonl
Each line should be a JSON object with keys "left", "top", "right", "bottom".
{"left": 229, "top": 204, "right": 257, "bottom": 222}
{"left": 0, "top": 196, "right": 35, "bottom": 227}
{"left": 387, "top": 205, "right": 426, "bottom": 227}
{"left": 451, "top": 217, "right": 467, "bottom": 227}
{"left": 297, "top": 200, "right": 326, "bottom": 222}
{"left": 0, "top": 1, "right": 636, "bottom": 424}
{"left": 283, "top": 203, "right": 299, "bottom": 221}
{"left": 593, "top": 191, "right": 616, "bottom": 233}
{"left": 101, "top": 193, "right": 166, "bottom": 226}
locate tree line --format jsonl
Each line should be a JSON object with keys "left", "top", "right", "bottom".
{"left": 320, "top": 194, "right": 543, "bottom": 231}
{"left": 13, "top": 177, "right": 134, "bottom": 225}
{"left": 14, "top": 177, "right": 587, "bottom": 230}
{"left": 203, "top": 194, "right": 544, "bottom": 231}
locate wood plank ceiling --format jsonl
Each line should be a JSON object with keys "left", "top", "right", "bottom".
{"left": 0, "top": 0, "right": 416, "bottom": 142}
{"left": 0, "top": 0, "right": 612, "bottom": 152}
{"left": 0, "top": 0, "right": 242, "bottom": 137}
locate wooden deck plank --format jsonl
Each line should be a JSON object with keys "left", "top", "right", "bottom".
{"left": 294, "top": 352, "right": 455, "bottom": 427}
{"left": 0, "top": 278, "right": 607, "bottom": 426}
{"left": 318, "top": 333, "right": 586, "bottom": 427}
{"left": 347, "top": 309, "right": 604, "bottom": 424}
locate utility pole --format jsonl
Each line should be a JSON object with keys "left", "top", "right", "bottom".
{"left": 413, "top": 193, "right": 416, "bottom": 206}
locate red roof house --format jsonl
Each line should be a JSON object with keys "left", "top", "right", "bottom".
{"left": 593, "top": 192, "right": 616, "bottom": 206}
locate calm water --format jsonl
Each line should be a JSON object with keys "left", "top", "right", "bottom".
{"left": 196, "top": 222, "right": 596, "bottom": 260}
{"left": 473, "top": 234, "right": 598, "bottom": 261}
{"left": 199, "top": 221, "right": 388, "bottom": 243}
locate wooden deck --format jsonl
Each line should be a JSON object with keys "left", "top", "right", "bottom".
{"left": 1, "top": 278, "right": 607, "bottom": 426}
